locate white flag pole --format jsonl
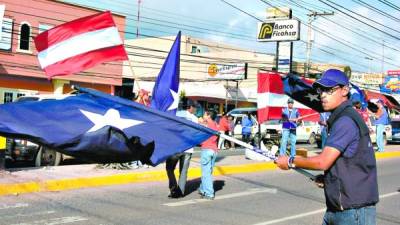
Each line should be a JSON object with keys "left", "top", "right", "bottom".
{"left": 219, "top": 133, "right": 316, "bottom": 181}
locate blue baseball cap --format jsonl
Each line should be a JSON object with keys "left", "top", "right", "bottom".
{"left": 313, "top": 69, "right": 349, "bottom": 88}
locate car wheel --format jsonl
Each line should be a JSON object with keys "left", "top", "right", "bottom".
{"left": 308, "top": 133, "right": 316, "bottom": 145}
{"left": 35, "top": 146, "right": 62, "bottom": 167}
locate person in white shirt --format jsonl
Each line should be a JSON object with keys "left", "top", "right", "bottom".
{"left": 166, "top": 99, "right": 199, "bottom": 198}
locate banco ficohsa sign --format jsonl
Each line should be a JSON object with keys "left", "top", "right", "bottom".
{"left": 257, "top": 19, "right": 300, "bottom": 42}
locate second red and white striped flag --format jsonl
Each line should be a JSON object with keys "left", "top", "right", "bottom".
{"left": 257, "top": 72, "right": 319, "bottom": 124}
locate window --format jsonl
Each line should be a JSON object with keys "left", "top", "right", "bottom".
{"left": 0, "top": 18, "right": 13, "bottom": 51}
{"left": 19, "top": 23, "right": 31, "bottom": 51}
{"left": 17, "top": 93, "right": 26, "bottom": 98}
{"left": 3, "top": 92, "right": 14, "bottom": 103}
{"left": 191, "top": 46, "right": 198, "bottom": 53}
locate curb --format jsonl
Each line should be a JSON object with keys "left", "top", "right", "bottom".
{"left": 0, "top": 151, "right": 399, "bottom": 197}
{"left": 0, "top": 161, "right": 278, "bottom": 196}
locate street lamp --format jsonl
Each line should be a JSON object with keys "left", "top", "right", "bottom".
{"left": 365, "top": 57, "right": 373, "bottom": 74}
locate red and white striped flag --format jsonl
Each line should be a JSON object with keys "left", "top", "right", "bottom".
{"left": 34, "top": 11, "right": 128, "bottom": 78}
{"left": 257, "top": 72, "right": 319, "bottom": 124}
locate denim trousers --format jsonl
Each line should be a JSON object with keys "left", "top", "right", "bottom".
{"left": 322, "top": 206, "right": 376, "bottom": 225}
{"left": 199, "top": 149, "right": 217, "bottom": 197}
{"left": 166, "top": 152, "right": 192, "bottom": 195}
{"left": 279, "top": 129, "right": 297, "bottom": 156}
{"left": 376, "top": 124, "right": 385, "bottom": 152}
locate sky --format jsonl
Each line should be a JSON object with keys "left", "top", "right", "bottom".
{"left": 62, "top": 0, "right": 400, "bottom": 74}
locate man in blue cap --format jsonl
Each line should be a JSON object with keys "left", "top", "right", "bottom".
{"left": 279, "top": 98, "right": 300, "bottom": 156}
{"left": 275, "top": 69, "right": 378, "bottom": 225}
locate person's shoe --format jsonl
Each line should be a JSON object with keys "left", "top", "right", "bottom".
{"left": 198, "top": 190, "right": 205, "bottom": 196}
{"left": 200, "top": 195, "right": 214, "bottom": 200}
{"left": 168, "top": 187, "right": 183, "bottom": 198}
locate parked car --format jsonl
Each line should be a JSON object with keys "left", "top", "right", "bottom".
{"left": 390, "top": 119, "right": 400, "bottom": 143}
{"left": 5, "top": 94, "right": 73, "bottom": 167}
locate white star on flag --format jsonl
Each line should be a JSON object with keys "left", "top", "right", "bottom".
{"left": 167, "top": 89, "right": 180, "bottom": 111}
{"left": 305, "top": 93, "right": 320, "bottom": 102}
{"left": 80, "top": 108, "right": 144, "bottom": 133}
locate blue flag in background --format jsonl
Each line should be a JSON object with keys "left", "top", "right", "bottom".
{"left": 151, "top": 31, "right": 181, "bottom": 114}
{"left": 0, "top": 87, "right": 216, "bottom": 165}
{"left": 350, "top": 82, "right": 367, "bottom": 109}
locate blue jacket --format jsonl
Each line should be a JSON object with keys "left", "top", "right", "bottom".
{"left": 282, "top": 107, "right": 299, "bottom": 130}
{"left": 241, "top": 116, "right": 253, "bottom": 135}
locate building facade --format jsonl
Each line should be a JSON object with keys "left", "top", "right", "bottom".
{"left": 0, "top": 0, "right": 126, "bottom": 103}
{"left": 124, "top": 35, "right": 275, "bottom": 113}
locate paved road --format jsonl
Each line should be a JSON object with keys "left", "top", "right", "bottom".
{"left": 0, "top": 157, "right": 398, "bottom": 225}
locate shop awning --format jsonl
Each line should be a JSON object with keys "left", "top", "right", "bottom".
{"left": 135, "top": 81, "right": 258, "bottom": 102}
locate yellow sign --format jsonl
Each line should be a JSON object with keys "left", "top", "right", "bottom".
{"left": 208, "top": 64, "right": 218, "bottom": 77}
{"left": 258, "top": 23, "right": 274, "bottom": 39}
{"left": 0, "top": 136, "right": 6, "bottom": 150}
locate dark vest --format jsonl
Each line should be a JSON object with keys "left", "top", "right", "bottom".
{"left": 324, "top": 101, "right": 379, "bottom": 211}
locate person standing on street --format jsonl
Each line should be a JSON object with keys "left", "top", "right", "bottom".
{"left": 279, "top": 98, "right": 300, "bottom": 156}
{"left": 275, "top": 69, "right": 378, "bottom": 225}
{"left": 217, "top": 113, "right": 230, "bottom": 150}
{"left": 373, "top": 99, "right": 389, "bottom": 152}
{"left": 241, "top": 112, "right": 253, "bottom": 144}
{"left": 319, "top": 112, "right": 330, "bottom": 149}
{"left": 199, "top": 110, "right": 219, "bottom": 200}
{"left": 166, "top": 99, "right": 198, "bottom": 198}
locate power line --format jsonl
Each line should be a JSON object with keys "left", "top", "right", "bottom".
{"left": 318, "top": 0, "right": 400, "bottom": 40}
{"left": 351, "top": 0, "right": 400, "bottom": 23}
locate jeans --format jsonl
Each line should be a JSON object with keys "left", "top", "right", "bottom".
{"left": 376, "top": 124, "right": 385, "bottom": 152}
{"left": 199, "top": 149, "right": 217, "bottom": 198}
{"left": 279, "top": 129, "right": 297, "bottom": 156}
{"left": 166, "top": 152, "right": 192, "bottom": 195}
{"left": 322, "top": 206, "right": 376, "bottom": 225}
{"left": 242, "top": 133, "right": 251, "bottom": 143}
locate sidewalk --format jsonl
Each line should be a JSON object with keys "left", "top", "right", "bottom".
{"left": 0, "top": 148, "right": 399, "bottom": 197}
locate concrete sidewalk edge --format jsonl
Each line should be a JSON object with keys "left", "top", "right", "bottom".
{"left": 0, "top": 151, "right": 398, "bottom": 197}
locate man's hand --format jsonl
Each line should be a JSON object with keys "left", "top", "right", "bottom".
{"left": 274, "top": 155, "right": 290, "bottom": 170}
{"left": 314, "top": 174, "right": 325, "bottom": 188}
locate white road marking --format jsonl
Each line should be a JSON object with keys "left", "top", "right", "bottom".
{"left": 10, "top": 216, "right": 88, "bottom": 225}
{"left": 0, "top": 203, "right": 29, "bottom": 210}
{"left": 163, "top": 188, "right": 277, "bottom": 207}
{"left": 250, "top": 191, "right": 400, "bottom": 225}
{"left": 251, "top": 209, "right": 326, "bottom": 225}
{"left": 380, "top": 191, "right": 400, "bottom": 198}
{"left": 2, "top": 211, "right": 55, "bottom": 219}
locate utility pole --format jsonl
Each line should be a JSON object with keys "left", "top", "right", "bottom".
{"left": 136, "top": 0, "right": 142, "bottom": 38}
{"left": 382, "top": 40, "right": 385, "bottom": 75}
{"left": 305, "top": 11, "right": 334, "bottom": 77}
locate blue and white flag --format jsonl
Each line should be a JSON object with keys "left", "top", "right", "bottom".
{"left": 0, "top": 87, "right": 216, "bottom": 165}
{"left": 282, "top": 73, "right": 324, "bottom": 113}
{"left": 350, "top": 82, "right": 367, "bottom": 109}
{"left": 151, "top": 31, "right": 181, "bottom": 114}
